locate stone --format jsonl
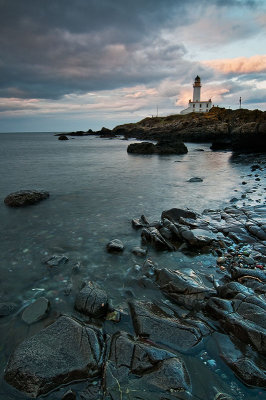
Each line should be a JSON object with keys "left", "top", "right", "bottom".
{"left": 188, "top": 177, "right": 203, "bottom": 182}
{"left": 156, "top": 268, "right": 215, "bottom": 309}
{"left": 0, "top": 302, "right": 17, "bottom": 317}
{"left": 58, "top": 135, "right": 69, "bottom": 140}
{"left": 103, "top": 331, "right": 191, "bottom": 399}
{"left": 131, "top": 246, "right": 147, "bottom": 256}
{"left": 74, "top": 281, "right": 108, "bottom": 318}
{"left": 4, "top": 316, "right": 104, "bottom": 398}
{"left": 106, "top": 239, "right": 124, "bottom": 253}
{"left": 141, "top": 227, "right": 176, "bottom": 251}
{"left": 4, "top": 190, "right": 49, "bottom": 207}
{"left": 42, "top": 254, "right": 69, "bottom": 267}
{"left": 131, "top": 214, "right": 149, "bottom": 229}
{"left": 62, "top": 389, "right": 76, "bottom": 399}
{"left": 161, "top": 208, "right": 197, "bottom": 222}
{"left": 129, "top": 300, "right": 210, "bottom": 351}
{"left": 127, "top": 142, "right": 156, "bottom": 154}
{"left": 155, "top": 138, "right": 188, "bottom": 155}
{"left": 22, "top": 297, "right": 50, "bottom": 324}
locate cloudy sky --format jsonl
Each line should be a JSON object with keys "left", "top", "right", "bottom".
{"left": 0, "top": 0, "right": 266, "bottom": 132}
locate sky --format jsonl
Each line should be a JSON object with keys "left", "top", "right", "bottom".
{"left": 0, "top": 0, "right": 266, "bottom": 132}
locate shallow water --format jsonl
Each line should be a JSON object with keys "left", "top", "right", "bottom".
{"left": 0, "top": 133, "right": 265, "bottom": 399}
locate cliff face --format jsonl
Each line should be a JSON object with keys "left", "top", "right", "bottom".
{"left": 113, "top": 107, "right": 266, "bottom": 151}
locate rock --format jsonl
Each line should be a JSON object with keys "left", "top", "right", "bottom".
{"left": 74, "top": 281, "right": 108, "bottom": 318}
{"left": 156, "top": 268, "right": 215, "bottom": 309}
{"left": 22, "top": 297, "right": 50, "bottom": 324}
{"left": 188, "top": 177, "right": 203, "bottom": 182}
{"left": 103, "top": 331, "right": 191, "bottom": 399}
{"left": 129, "top": 300, "right": 210, "bottom": 351}
{"left": 127, "top": 142, "right": 156, "bottom": 154}
{"left": 141, "top": 227, "right": 176, "bottom": 251}
{"left": 206, "top": 291, "right": 266, "bottom": 354}
{"left": 161, "top": 208, "right": 197, "bottom": 223}
{"left": 42, "top": 254, "right": 69, "bottom": 267}
{"left": 155, "top": 138, "right": 188, "bottom": 155}
{"left": 131, "top": 214, "right": 149, "bottom": 229}
{"left": 180, "top": 228, "right": 217, "bottom": 247}
{"left": 58, "top": 135, "right": 69, "bottom": 140}
{"left": 210, "top": 139, "right": 232, "bottom": 151}
{"left": 4, "top": 190, "right": 49, "bottom": 207}
{"left": 224, "top": 357, "right": 266, "bottom": 388}
{"left": 106, "top": 239, "right": 124, "bottom": 253}
{"left": 0, "top": 302, "right": 17, "bottom": 317}
{"left": 4, "top": 316, "right": 104, "bottom": 398}
{"left": 131, "top": 247, "right": 147, "bottom": 256}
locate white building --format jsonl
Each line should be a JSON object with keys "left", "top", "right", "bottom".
{"left": 180, "top": 76, "right": 212, "bottom": 114}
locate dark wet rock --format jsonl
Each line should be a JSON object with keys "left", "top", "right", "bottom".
{"left": 217, "top": 282, "right": 254, "bottom": 299}
{"left": 230, "top": 197, "right": 238, "bottom": 203}
{"left": 141, "top": 226, "right": 176, "bottom": 251}
{"left": 58, "top": 135, "right": 69, "bottom": 140}
{"left": 180, "top": 227, "right": 217, "bottom": 247}
{"left": 129, "top": 300, "right": 210, "bottom": 351}
{"left": 131, "top": 246, "right": 147, "bottom": 256}
{"left": 155, "top": 138, "right": 188, "bottom": 155}
{"left": 188, "top": 177, "right": 203, "bottom": 182}
{"left": 231, "top": 266, "right": 266, "bottom": 283}
{"left": 103, "top": 331, "right": 191, "bottom": 399}
{"left": 225, "top": 356, "right": 266, "bottom": 388}
{"left": 4, "top": 190, "right": 49, "bottom": 207}
{"left": 127, "top": 140, "right": 188, "bottom": 155}
{"left": 0, "top": 302, "right": 17, "bottom": 317}
{"left": 245, "top": 222, "right": 266, "bottom": 240}
{"left": 22, "top": 297, "right": 50, "bottom": 324}
{"left": 162, "top": 208, "right": 197, "bottom": 222}
{"left": 206, "top": 290, "right": 266, "bottom": 354}
{"left": 75, "top": 281, "right": 108, "bottom": 318}
{"left": 4, "top": 316, "right": 104, "bottom": 398}
{"left": 62, "top": 389, "right": 76, "bottom": 399}
{"left": 106, "top": 239, "right": 124, "bottom": 253}
{"left": 156, "top": 268, "right": 215, "bottom": 310}
{"left": 210, "top": 139, "right": 232, "bottom": 151}
{"left": 127, "top": 142, "right": 156, "bottom": 154}
{"left": 131, "top": 214, "right": 149, "bottom": 229}
{"left": 72, "top": 261, "right": 81, "bottom": 274}
{"left": 42, "top": 254, "right": 69, "bottom": 267}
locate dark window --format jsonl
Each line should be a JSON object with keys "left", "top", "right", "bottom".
{"left": 206, "top": 104, "right": 208, "bottom": 108}
{"left": 199, "top": 104, "right": 202, "bottom": 108}
{"left": 193, "top": 104, "right": 195, "bottom": 108}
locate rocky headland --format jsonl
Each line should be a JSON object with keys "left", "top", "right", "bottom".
{"left": 58, "top": 107, "right": 266, "bottom": 153}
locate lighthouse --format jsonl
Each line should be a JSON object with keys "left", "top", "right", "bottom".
{"left": 193, "top": 75, "right": 201, "bottom": 102}
{"left": 180, "top": 76, "right": 212, "bottom": 114}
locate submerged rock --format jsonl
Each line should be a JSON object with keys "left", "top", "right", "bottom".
{"left": 4, "top": 316, "right": 104, "bottom": 398}
{"left": 188, "top": 177, "right": 203, "bottom": 182}
{"left": 0, "top": 302, "right": 17, "bottom": 317}
{"left": 106, "top": 239, "right": 124, "bottom": 253}
{"left": 42, "top": 254, "right": 69, "bottom": 267}
{"left": 4, "top": 190, "right": 49, "bottom": 207}
{"left": 58, "top": 135, "right": 69, "bottom": 140}
{"left": 22, "top": 297, "right": 50, "bottom": 324}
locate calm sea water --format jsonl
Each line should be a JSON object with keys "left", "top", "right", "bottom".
{"left": 0, "top": 132, "right": 265, "bottom": 399}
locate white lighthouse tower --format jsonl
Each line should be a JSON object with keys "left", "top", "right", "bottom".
{"left": 180, "top": 76, "right": 212, "bottom": 114}
{"left": 193, "top": 75, "right": 201, "bottom": 102}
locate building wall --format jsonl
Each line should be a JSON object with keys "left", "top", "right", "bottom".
{"left": 193, "top": 86, "right": 201, "bottom": 102}
{"left": 180, "top": 101, "right": 212, "bottom": 114}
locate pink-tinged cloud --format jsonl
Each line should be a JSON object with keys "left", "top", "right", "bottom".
{"left": 204, "top": 55, "right": 266, "bottom": 75}
{"left": 176, "top": 86, "right": 229, "bottom": 107}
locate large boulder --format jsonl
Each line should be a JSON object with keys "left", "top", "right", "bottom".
{"left": 127, "top": 142, "right": 156, "bottom": 154}
{"left": 155, "top": 138, "right": 188, "bottom": 155}
{"left": 104, "top": 331, "right": 191, "bottom": 399}
{"left": 4, "top": 316, "right": 104, "bottom": 398}
{"left": 4, "top": 190, "right": 49, "bottom": 207}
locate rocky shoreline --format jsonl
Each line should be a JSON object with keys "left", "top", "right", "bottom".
{"left": 2, "top": 199, "right": 265, "bottom": 398}
{"left": 56, "top": 107, "right": 266, "bottom": 153}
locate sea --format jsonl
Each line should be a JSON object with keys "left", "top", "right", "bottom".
{"left": 0, "top": 132, "right": 265, "bottom": 399}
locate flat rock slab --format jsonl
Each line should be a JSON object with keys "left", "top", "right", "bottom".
{"left": 4, "top": 190, "right": 49, "bottom": 207}
{"left": 22, "top": 297, "right": 50, "bottom": 324}
{"left": 129, "top": 300, "right": 208, "bottom": 352}
{"left": 4, "top": 316, "right": 104, "bottom": 398}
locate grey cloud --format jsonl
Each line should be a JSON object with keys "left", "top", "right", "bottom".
{"left": 0, "top": 0, "right": 262, "bottom": 100}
